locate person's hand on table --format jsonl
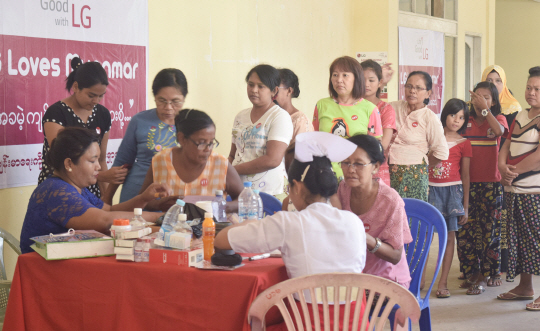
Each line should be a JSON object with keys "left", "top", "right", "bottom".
{"left": 140, "top": 182, "right": 173, "bottom": 202}
{"left": 154, "top": 195, "right": 184, "bottom": 211}
{"left": 226, "top": 200, "right": 238, "bottom": 214}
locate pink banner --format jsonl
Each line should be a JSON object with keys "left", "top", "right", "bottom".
{"left": 0, "top": 35, "right": 146, "bottom": 145}
{"left": 398, "top": 65, "right": 444, "bottom": 114}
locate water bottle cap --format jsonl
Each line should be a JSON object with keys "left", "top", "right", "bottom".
{"left": 253, "top": 189, "right": 260, "bottom": 194}
{"left": 177, "top": 214, "right": 187, "bottom": 221}
{"left": 215, "top": 190, "right": 223, "bottom": 196}
{"left": 133, "top": 208, "right": 142, "bottom": 215}
{"left": 204, "top": 212, "right": 214, "bottom": 219}
{"left": 243, "top": 182, "right": 252, "bottom": 187}
{"left": 113, "top": 219, "right": 130, "bottom": 226}
{"left": 176, "top": 199, "right": 186, "bottom": 206}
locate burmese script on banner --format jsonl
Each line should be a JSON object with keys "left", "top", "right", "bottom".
{"left": 0, "top": 0, "right": 148, "bottom": 188}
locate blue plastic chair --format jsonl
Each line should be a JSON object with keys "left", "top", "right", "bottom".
{"left": 258, "top": 192, "right": 282, "bottom": 217}
{"left": 389, "top": 198, "right": 447, "bottom": 331}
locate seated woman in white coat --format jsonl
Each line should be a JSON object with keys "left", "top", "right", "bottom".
{"left": 215, "top": 132, "right": 367, "bottom": 330}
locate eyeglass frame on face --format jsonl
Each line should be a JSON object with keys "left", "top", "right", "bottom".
{"left": 155, "top": 98, "right": 184, "bottom": 109}
{"left": 339, "top": 161, "right": 373, "bottom": 170}
{"left": 404, "top": 84, "right": 427, "bottom": 92}
{"left": 187, "top": 137, "right": 220, "bottom": 150}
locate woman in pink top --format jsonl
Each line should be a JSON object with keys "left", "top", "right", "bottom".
{"left": 275, "top": 68, "right": 314, "bottom": 172}
{"left": 336, "top": 134, "right": 412, "bottom": 288}
{"left": 360, "top": 60, "right": 396, "bottom": 186}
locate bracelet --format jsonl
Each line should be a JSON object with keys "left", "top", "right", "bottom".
{"left": 369, "top": 237, "right": 382, "bottom": 254}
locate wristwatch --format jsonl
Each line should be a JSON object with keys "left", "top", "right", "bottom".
{"left": 369, "top": 237, "right": 382, "bottom": 254}
{"left": 481, "top": 108, "right": 491, "bottom": 117}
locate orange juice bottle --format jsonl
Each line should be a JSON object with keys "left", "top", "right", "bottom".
{"left": 202, "top": 212, "right": 215, "bottom": 261}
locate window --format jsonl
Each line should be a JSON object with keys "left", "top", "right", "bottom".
{"left": 399, "top": 0, "right": 457, "bottom": 20}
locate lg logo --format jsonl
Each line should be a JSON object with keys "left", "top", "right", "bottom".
{"left": 40, "top": 0, "right": 92, "bottom": 29}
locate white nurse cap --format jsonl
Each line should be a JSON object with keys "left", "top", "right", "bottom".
{"left": 294, "top": 132, "right": 357, "bottom": 163}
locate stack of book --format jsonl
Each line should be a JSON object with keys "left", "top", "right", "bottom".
{"left": 30, "top": 230, "right": 114, "bottom": 260}
{"left": 113, "top": 227, "right": 152, "bottom": 261}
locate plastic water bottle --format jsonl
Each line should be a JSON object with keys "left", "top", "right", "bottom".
{"left": 238, "top": 182, "right": 258, "bottom": 222}
{"left": 202, "top": 212, "right": 215, "bottom": 261}
{"left": 157, "top": 199, "right": 185, "bottom": 243}
{"left": 253, "top": 189, "right": 264, "bottom": 219}
{"left": 212, "top": 190, "right": 227, "bottom": 222}
{"left": 131, "top": 208, "right": 147, "bottom": 230}
{"left": 142, "top": 239, "right": 151, "bottom": 262}
{"left": 173, "top": 214, "right": 192, "bottom": 234}
{"left": 134, "top": 239, "right": 143, "bottom": 262}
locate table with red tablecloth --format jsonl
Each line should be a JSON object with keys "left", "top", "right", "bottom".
{"left": 4, "top": 253, "right": 288, "bottom": 331}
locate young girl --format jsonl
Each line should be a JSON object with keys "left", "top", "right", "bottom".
{"left": 457, "top": 82, "right": 508, "bottom": 295}
{"left": 359, "top": 60, "right": 396, "bottom": 186}
{"left": 428, "top": 99, "right": 472, "bottom": 298}
{"left": 216, "top": 132, "right": 367, "bottom": 330}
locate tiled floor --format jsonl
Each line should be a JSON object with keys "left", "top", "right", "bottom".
{"left": 418, "top": 236, "right": 538, "bottom": 331}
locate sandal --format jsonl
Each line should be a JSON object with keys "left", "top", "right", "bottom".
{"left": 526, "top": 300, "right": 540, "bottom": 311}
{"left": 436, "top": 289, "right": 451, "bottom": 298}
{"left": 488, "top": 275, "right": 502, "bottom": 287}
{"left": 497, "top": 291, "right": 534, "bottom": 300}
{"left": 466, "top": 284, "right": 485, "bottom": 295}
{"left": 459, "top": 279, "right": 474, "bottom": 289}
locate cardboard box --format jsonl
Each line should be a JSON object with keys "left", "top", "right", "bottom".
{"left": 149, "top": 247, "right": 203, "bottom": 267}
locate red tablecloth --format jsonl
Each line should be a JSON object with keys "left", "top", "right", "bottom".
{"left": 4, "top": 253, "right": 288, "bottom": 331}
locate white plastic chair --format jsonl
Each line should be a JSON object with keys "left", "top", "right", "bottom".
{"left": 0, "top": 227, "right": 21, "bottom": 319}
{"left": 248, "top": 273, "right": 421, "bottom": 331}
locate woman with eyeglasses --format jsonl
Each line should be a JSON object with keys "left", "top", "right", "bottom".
{"left": 388, "top": 71, "right": 449, "bottom": 201}
{"left": 140, "top": 109, "right": 243, "bottom": 211}
{"left": 102, "top": 69, "right": 188, "bottom": 204}
{"left": 229, "top": 64, "right": 293, "bottom": 195}
{"left": 336, "top": 134, "right": 412, "bottom": 288}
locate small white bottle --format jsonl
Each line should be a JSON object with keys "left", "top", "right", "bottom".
{"left": 131, "top": 208, "right": 147, "bottom": 231}
{"left": 142, "top": 238, "right": 151, "bottom": 262}
{"left": 134, "top": 238, "right": 144, "bottom": 263}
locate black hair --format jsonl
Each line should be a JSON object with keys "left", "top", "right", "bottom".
{"left": 347, "top": 134, "right": 385, "bottom": 165}
{"left": 278, "top": 68, "right": 300, "bottom": 98}
{"left": 440, "top": 98, "right": 469, "bottom": 134}
{"left": 329, "top": 56, "right": 365, "bottom": 99}
{"left": 360, "top": 60, "right": 383, "bottom": 98}
{"left": 288, "top": 157, "right": 337, "bottom": 198}
{"left": 470, "top": 81, "right": 501, "bottom": 118}
{"left": 152, "top": 68, "right": 188, "bottom": 97}
{"left": 175, "top": 109, "right": 215, "bottom": 138}
{"left": 406, "top": 71, "right": 432, "bottom": 105}
{"left": 65, "top": 57, "right": 109, "bottom": 92}
{"left": 245, "top": 64, "right": 281, "bottom": 92}
{"left": 528, "top": 66, "right": 540, "bottom": 79}
{"left": 45, "top": 127, "right": 100, "bottom": 172}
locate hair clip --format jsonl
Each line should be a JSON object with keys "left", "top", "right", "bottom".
{"left": 300, "top": 165, "right": 311, "bottom": 182}
{"left": 185, "top": 109, "right": 193, "bottom": 119}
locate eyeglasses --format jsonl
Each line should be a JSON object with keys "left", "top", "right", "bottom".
{"left": 155, "top": 98, "right": 184, "bottom": 108}
{"left": 188, "top": 137, "right": 220, "bottom": 150}
{"left": 404, "top": 84, "right": 427, "bottom": 92}
{"left": 339, "top": 161, "right": 372, "bottom": 170}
